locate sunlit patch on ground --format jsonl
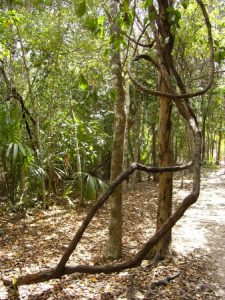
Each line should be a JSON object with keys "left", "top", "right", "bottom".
{"left": 173, "top": 169, "right": 225, "bottom": 298}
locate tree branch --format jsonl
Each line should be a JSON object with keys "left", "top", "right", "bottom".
{"left": 3, "top": 161, "right": 192, "bottom": 286}
{"left": 133, "top": 54, "right": 159, "bottom": 69}
{"left": 129, "top": 0, "right": 214, "bottom": 100}
{"left": 122, "top": 30, "right": 155, "bottom": 48}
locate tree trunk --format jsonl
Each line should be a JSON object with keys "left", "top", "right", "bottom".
{"left": 155, "top": 77, "right": 173, "bottom": 259}
{"left": 123, "top": 78, "right": 131, "bottom": 190}
{"left": 151, "top": 123, "right": 158, "bottom": 182}
{"left": 106, "top": 0, "right": 127, "bottom": 259}
{"left": 201, "top": 115, "right": 206, "bottom": 161}
{"left": 132, "top": 100, "right": 142, "bottom": 186}
{"left": 35, "top": 118, "right": 47, "bottom": 209}
{"left": 146, "top": 0, "right": 174, "bottom": 259}
{"left": 216, "top": 130, "right": 222, "bottom": 164}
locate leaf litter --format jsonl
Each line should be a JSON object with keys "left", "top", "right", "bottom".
{"left": 0, "top": 169, "right": 225, "bottom": 299}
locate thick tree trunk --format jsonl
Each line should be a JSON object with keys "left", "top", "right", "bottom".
{"left": 147, "top": 0, "right": 174, "bottom": 259}
{"left": 155, "top": 77, "right": 173, "bottom": 258}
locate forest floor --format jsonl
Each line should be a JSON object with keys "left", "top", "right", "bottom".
{"left": 0, "top": 167, "right": 225, "bottom": 299}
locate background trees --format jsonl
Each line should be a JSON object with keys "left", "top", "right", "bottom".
{"left": 0, "top": 0, "right": 224, "bottom": 283}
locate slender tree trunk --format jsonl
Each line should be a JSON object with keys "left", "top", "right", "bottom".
{"left": 212, "top": 135, "right": 215, "bottom": 159}
{"left": 69, "top": 102, "right": 83, "bottom": 206}
{"left": 151, "top": 123, "right": 158, "bottom": 182}
{"left": 186, "top": 124, "right": 194, "bottom": 161}
{"left": 17, "top": 26, "right": 48, "bottom": 207}
{"left": 35, "top": 118, "right": 47, "bottom": 209}
{"left": 123, "top": 78, "right": 130, "bottom": 190}
{"left": 1, "top": 149, "right": 9, "bottom": 197}
{"left": 201, "top": 95, "right": 211, "bottom": 161}
{"left": 216, "top": 130, "right": 222, "bottom": 164}
{"left": 132, "top": 100, "right": 142, "bottom": 186}
{"left": 107, "top": 0, "right": 127, "bottom": 259}
{"left": 202, "top": 115, "right": 206, "bottom": 161}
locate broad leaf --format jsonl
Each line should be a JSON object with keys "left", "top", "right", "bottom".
{"left": 13, "top": 143, "right": 18, "bottom": 161}
{"left": 97, "top": 179, "right": 108, "bottom": 192}
{"left": 18, "top": 143, "right": 26, "bottom": 156}
{"left": 84, "top": 175, "right": 96, "bottom": 200}
{"left": 6, "top": 143, "right": 13, "bottom": 158}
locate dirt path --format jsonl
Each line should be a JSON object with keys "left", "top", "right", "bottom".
{"left": 173, "top": 168, "right": 225, "bottom": 298}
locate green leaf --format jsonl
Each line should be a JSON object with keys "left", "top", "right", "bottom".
{"left": 109, "top": 88, "right": 116, "bottom": 100}
{"left": 123, "top": 0, "right": 130, "bottom": 11}
{"left": 84, "top": 175, "right": 96, "bottom": 200}
{"left": 97, "top": 16, "right": 105, "bottom": 25}
{"left": 85, "top": 16, "right": 98, "bottom": 32}
{"left": 167, "top": 7, "right": 181, "bottom": 28}
{"left": 148, "top": 10, "right": 156, "bottom": 21}
{"left": 6, "top": 143, "right": 13, "bottom": 158}
{"left": 13, "top": 143, "right": 18, "bottom": 161}
{"left": 18, "top": 143, "right": 26, "bottom": 156}
{"left": 97, "top": 179, "right": 108, "bottom": 192}
{"left": 79, "top": 73, "right": 88, "bottom": 91}
{"left": 77, "top": 0, "right": 87, "bottom": 17}
{"left": 143, "top": 0, "right": 153, "bottom": 9}
{"left": 214, "top": 49, "right": 225, "bottom": 64}
{"left": 181, "top": 0, "right": 189, "bottom": 9}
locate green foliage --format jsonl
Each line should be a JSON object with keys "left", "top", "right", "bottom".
{"left": 79, "top": 73, "right": 88, "bottom": 91}
{"left": 76, "top": 0, "right": 87, "bottom": 17}
{"left": 85, "top": 15, "right": 105, "bottom": 37}
{"left": 0, "top": 0, "right": 224, "bottom": 211}
{"left": 180, "top": 0, "right": 189, "bottom": 9}
{"left": 0, "top": 9, "right": 22, "bottom": 58}
{"left": 84, "top": 174, "right": 96, "bottom": 200}
{"left": 142, "top": 0, "right": 153, "bottom": 9}
{"left": 75, "top": 172, "right": 107, "bottom": 201}
{"left": 214, "top": 40, "right": 225, "bottom": 64}
{"left": 167, "top": 7, "right": 181, "bottom": 31}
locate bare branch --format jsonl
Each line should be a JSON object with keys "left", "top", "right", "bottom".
{"left": 122, "top": 30, "right": 155, "bottom": 48}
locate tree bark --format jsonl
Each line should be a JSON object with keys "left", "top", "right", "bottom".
{"left": 132, "top": 99, "right": 142, "bottom": 186}
{"left": 147, "top": 0, "right": 174, "bottom": 259}
{"left": 151, "top": 123, "right": 158, "bottom": 182}
{"left": 155, "top": 76, "right": 173, "bottom": 259}
{"left": 216, "top": 130, "right": 222, "bottom": 164}
{"left": 107, "top": 0, "right": 127, "bottom": 259}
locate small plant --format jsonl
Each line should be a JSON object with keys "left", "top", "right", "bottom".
{"left": 75, "top": 172, "right": 108, "bottom": 201}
